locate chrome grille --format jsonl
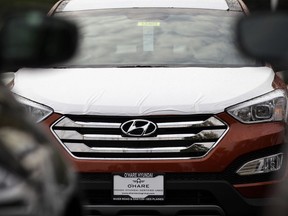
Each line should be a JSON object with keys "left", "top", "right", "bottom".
{"left": 51, "top": 115, "right": 228, "bottom": 160}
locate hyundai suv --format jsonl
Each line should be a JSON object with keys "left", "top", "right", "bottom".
{"left": 11, "top": 0, "right": 288, "bottom": 215}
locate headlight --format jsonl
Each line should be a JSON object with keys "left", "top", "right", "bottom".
{"left": 227, "top": 89, "right": 287, "bottom": 123}
{"left": 14, "top": 94, "right": 53, "bottom": 123}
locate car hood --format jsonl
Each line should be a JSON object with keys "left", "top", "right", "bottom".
{"left": 13, "top": 67, "right": 275, "bottom": 116}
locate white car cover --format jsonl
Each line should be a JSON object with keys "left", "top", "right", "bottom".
{"left": 12, "top": 67, "right": 274, "bottom": 116}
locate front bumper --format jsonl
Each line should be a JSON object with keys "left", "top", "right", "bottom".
{"left": 80, "top": 175, "right": 284, "bottom": 216}
{"left": 42, "top": 112, "right": 288, "bottom": 216}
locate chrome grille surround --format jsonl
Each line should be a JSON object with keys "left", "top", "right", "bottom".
{"left": 51, "top": 115, "right": 228, "bottom": 160}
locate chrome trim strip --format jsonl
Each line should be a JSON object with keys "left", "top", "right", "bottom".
{"left": 54, "top": 116, "right": 225, "bottom": 129}
{"left": 157, "top": 117, "right": 224, "bottom": 128}
{"left": 64, "top": 142, "right": 215, "bottom": 153}
{"left": 54, "top": 129, "right": 225, "bottom": 141}
{"left": 55, "top": 117, "right": 121, "bottom": 128}
{"left": 157, "top": 121, "right": 204, "bottom": 128}
{"left": 75, "top": 121, "right": 121, "bottom": 128}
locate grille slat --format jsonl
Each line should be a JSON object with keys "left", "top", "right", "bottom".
{"left": 64, "top": 142, "right": 215, "bottom": 153}
{"left": 56, "top": 117, "right": 121, "bottom": 128}
{"left": 54, "top": 129, "right": 225, "bottom": 141}
{"left": 51, "top": 115, "right": 228, "bottom": 159}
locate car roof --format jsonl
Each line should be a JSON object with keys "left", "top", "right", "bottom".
{"left": 60, "top": 0, "right": 231, "bottom": 12}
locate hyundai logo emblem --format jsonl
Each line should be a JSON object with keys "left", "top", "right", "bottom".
{"left": 121, "top": 119, "right": 157, "bottom": 137}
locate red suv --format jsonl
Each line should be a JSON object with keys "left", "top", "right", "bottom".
{"left": 11, "top": 0, "right": 288, "bottom": 215}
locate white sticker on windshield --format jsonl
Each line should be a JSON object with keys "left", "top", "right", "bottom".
{"left": 143, "top": 27, "right": 154, "bottom": 52}
{"left": 138, "top": 22, "right": 160, "bottom": 27}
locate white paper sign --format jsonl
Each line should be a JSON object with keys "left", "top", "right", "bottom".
{"left": 113, "top": 173, "right": 164, "bottom": 201}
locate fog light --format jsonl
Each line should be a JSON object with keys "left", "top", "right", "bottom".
{"left": 236, "top": 153, "right": 283, "bottom": 176}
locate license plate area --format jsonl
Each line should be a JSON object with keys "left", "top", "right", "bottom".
{"left": 113, "top": 173, "right": 164, "bottom": 201}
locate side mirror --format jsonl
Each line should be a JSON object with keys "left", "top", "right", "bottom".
{"left": 236, "top": 13, "right": 288, "bottom": 71}
{"left": 0, "top": 12, "right": 78, "bottom": 68}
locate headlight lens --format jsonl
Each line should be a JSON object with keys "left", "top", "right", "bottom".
{"left": 14, "top": 94, "right": 53, "bottom": 123}
{"left": 227, "top": 89, "right": 287, "bottom": 123}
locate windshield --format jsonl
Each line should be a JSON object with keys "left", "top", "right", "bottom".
{"left": 56, "top": 8, "right": 258, "bottom": 67}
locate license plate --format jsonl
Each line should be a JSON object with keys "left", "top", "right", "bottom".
{"left": 113, "top": 173, "right": 164, "bottom": 201}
